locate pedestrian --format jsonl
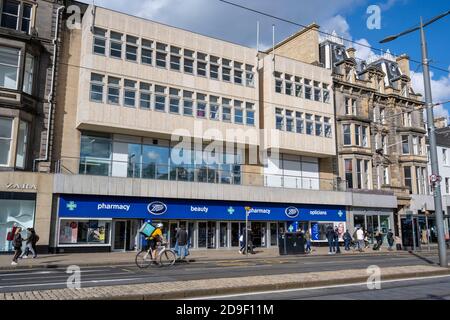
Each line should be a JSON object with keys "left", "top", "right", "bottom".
{"left": 304, "top": 229, "right": 312, "bottom": 253}
{"left": 245, "top": 227, "right": 255, "bottom": 254}
{"left": 326, "top": 225, "right": 335, "bottom": 254}
{"left": 11, "top": 227, "right": 23, "bottom": 265}
{"left": 238, "top": 232, "right": 245, "bottom": 254}
{"left": 175, "top": 225, "right": 189, "bottom": 260}
{"left": 20, "top": 228, "right": 37, "bottom": 259}
{"left": 374, "top": 230, "right": 383, "bottom": 251}
{"left": 6, "top": 224, "right": 18, "bottom": 252}
{"left": 334, "top": 226, "right": 341, "bottom": 254}
{"left": 364, "top": 230, "right": 370, "bottom": 248}
{"left": 356, "top": 227, "right": 365, "bottom": 252}
{"left": 343, "top": 229, "right": 352, "bottom": 251}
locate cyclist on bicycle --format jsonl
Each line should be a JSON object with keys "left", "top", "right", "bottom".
{"left": 147, "top": 223, "right": 165, "bottom": 260}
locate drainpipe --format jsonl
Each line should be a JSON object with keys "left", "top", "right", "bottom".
{"left": 33, "top": 5, "right": 65, "bottom": 172}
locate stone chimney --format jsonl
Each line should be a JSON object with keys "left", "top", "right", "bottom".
{"left": 396, "top": 54, "right": 410, "bottom": 78}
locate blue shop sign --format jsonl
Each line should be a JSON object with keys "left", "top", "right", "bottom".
{"left": 59, "top": 195, "right": 346, "bottom": 222}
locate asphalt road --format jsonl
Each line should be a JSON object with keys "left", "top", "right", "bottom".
{"left": 200, "top": 274, "right": 450, "bottom": 300}
{"left": 0, "top": 252, "right": 443, "bottom": 293}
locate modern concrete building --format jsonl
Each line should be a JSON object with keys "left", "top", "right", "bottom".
{"left": 0, "top": 0, "right": 66, "bottom": 253}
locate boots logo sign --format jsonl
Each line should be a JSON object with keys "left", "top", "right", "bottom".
{"left": 285, "top": 207, "right": 299, "bottom": 219}
{"left": 147, "top": 201, "right": 167, "bottom": 215}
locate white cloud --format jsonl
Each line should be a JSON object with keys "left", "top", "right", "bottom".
{"left": 411, "top": 68, "right": 450, "bottom": 119}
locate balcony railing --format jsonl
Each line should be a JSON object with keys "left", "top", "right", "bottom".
{"left": 54, "top": 157, "right": 348, "bottom": 192}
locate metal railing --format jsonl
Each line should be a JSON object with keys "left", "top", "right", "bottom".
{"left": 54, "top": 157, "right": 348, "bottom": 192}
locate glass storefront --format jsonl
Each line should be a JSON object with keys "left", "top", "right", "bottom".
{"left": 351, "top": 211, "right": 393, "bottom": 245}
{"left": 59, "top": 219, "right": 111, "bottom": 246}
{"left": 0, "top": 192, "right": 36, "bottom": 252}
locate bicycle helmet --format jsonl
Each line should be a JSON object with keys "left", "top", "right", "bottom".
{"left": 156, "top": 223, "right": 163, "bottom": 228}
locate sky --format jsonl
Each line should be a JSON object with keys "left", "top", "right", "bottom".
{"left": 83, "top": 0, "right": 450, "bottom": 119}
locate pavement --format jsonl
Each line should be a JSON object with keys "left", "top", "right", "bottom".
{"left": 1, "top": 264, "right": 449, "bottom": 300}
{"left": 0, "top": 245, "right": 414, "bottom": 270}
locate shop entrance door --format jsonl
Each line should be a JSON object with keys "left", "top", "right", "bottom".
{"left": 251, "top": 222, "right": 266, "bottom": 247}
{"left": 113, "top": 220, "right": 127, "bottom": 251}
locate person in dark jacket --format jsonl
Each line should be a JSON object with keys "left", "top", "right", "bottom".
{"left": 20, "top": 228, "right": 37, "bottom": 259}
{"left": 326, "top": 225, "right": 335, "bottom": 254}
{"left": 343, "top": 230, "right": 352, "bottom": 251}
{"left": 304, "top": 229, "right": 312, "bottom": 253}
{"left": 175, "top": 226, "right": 189, "bottom": 260}
{"left": 334, "top": 226, "right": 341, "bottom": 254}
{"left": 244, "top": 227, "right": 255, "bottom": 254}
{"left": 387, "top": 229, "right": 395, "bottom": 251}
{"left": 11, "top": 227, "right": 23, "bottom": 265}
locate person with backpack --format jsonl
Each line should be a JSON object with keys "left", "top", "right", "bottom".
{"left": 373, "top": 230, "right": 383, "bottom": 250}
{"left": 334, "top": 226, "right": 341, "bottom": 254}
{"left": 343, "top": 229, "right": 352, "bottom": 251}
{"left": 387, "top": 229, "right": 395, "bottom": 251}
{"left": 326, "top": 225, "right": 335, "bottom": 254}
{"left": 20, "top": 228, "right": 38, "bottom": 259}
{"left": 11, "top": 227, "right": 23, "bottom": 265}
{"left": 175, "top": 225, "right": 188, "bottom": 260}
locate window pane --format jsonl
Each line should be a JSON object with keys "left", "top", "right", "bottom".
{"left": 1, "top": 0, "right": 19, "bottom": 30}
{"left": 0, "top": 46, "right": 20, "bottom": 89}
{"left": 15, "top": 121, "right": 28, "bottom": 168}
{"left": 22, "top": 54, "right": 34, "bottom": 94}
{"left": 141, "top": 48, "right": 152, "bottom": 65}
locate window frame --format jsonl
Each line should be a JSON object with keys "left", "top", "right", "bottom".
{"left": 0, "top": 116, "right": 13, "bottom": 167}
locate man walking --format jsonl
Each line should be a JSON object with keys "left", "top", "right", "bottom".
{"left": 11, "top": 227, "right": 23, "bottom": 265}
{"left": 334, "top": 226, "right": 341, "bottom": 254}
{"left": 326, "top": 225, "right": 335, "bottom": 254}
{"left": 175, "top": 225, "right": 189, "bottom": 260}
{"left": 356, "top": 227, "right": 365, "bottom": 252}
{"left": 343, "top": 229, "right": 352, "bottom": 251}
{"left": 304, "top": 229, "right": 312, "bottom": 253}
{"left": 387, "top": 229, "right": 395, "bottom": 251}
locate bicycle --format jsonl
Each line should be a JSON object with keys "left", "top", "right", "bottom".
{"left": 135, "top": 242, "right": 177, "bottom": 268}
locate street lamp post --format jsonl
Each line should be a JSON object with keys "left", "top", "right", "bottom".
{"left": 380, "top": 11, "right": 450, "bottom": 267}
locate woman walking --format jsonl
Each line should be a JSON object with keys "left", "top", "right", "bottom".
{"left": 20, "top": 228, "right": 37, "bottom": 259}
{"left": 11, "top": 227, "right": 23, "bottom": 265}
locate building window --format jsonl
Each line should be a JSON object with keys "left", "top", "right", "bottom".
{"left": 234, "top": 62, "right": 243, "bottom": 85}
{"left": 169, "top": 88, "right": 180, "bottom": 114}
{"left": 345, "top": 97, "right": 356, "bottom": 115}
{"left": 412, "top": 136, "right": 419, "bottom": 155}
{"left": 139, "top": 82, "right": 151, "bottom": 109}
{"left": 362, "top": 126, "right": 368, "bottom": 147}
{"left": 170, "top": 46, "right": 181, "bottom": 71}
{"left": 107, "top": 76, "right": 121, "bottom": 105}
{"left": 313, "top": 81, "right": 321, "bottom": 102}
{"left": 306, "top": 113, "right": 314, "bottom": 135}
{"left": 246, "top": 102, "right": 255, "bottom": 126}
{"left": 222, "top": 98, "right": 232, "bottom": 122}
{"left": 285, "top": 110, "right": 294, "bottom": 132}
{"left": 197, "top": 52, "right": 208, "bottom": 77}
{"left": 93, "top": 27, "right": 106, "bottom": 55}
{"left": 275, "top": 108, "right": 284, "bottom": 130}
{"left": 323, "top": 84, "right": 330, "bottom": 103}
{"left": 234, "top": 100, "right": 244, "bottom": 124}
{"left": 295, "top": 77, "right": 303, "bottom": 98}
{"left": 275, "top": 72, "right": 283, "bottom": 93}
{"left": 304, "top": 79, "right": 312, "bottom": 100}
{"left": 1, "top": 0, "right": 32, "bottom": 33}
{"left": 402, "top": 135, "right": 410, "bottom": 154}
{"left": 404, "top": 166, "right": 412, "bottom": 193}
{"left": 0, "top": 46, "right": 20, "bottom": 90}
{"left": 183, "top": 49, "right": 194, "bottom": 74}
{"left": 443, "top": 149, "right": 448, "bottom": 165}
{"left": 210, "top": 56, "right": 220, "bottom": 80}
{"left": 123, "top": 79, "right": 136, "bottom": 107}
{"left": 356, "top": 159, "right": 363, "bottom": 189}
{"left": 403, "top": 112, "right": 412, "bottom": 127}
{"left": 380, "top": 108, "right": 386, "bottom": 124}
{"left": 59, "top": 219, "right": 111, "bottom": 245}
{"left": 383, "top": 166, "right": 390, "bottom": 185}
{"left": 382, "top": 134, "right": 388, "bottom": 155}
{"left": 154, "top": 85, "right": 166, "bottom": 111}
{"left": 125, "top": 35, "right": 138, "bottom": 61}
{"left": 324, "top": 117, "right": 332, "bottom": 138}
{"left": 222, "top": 59, "right": 232, "bottom": 82}
{"left": 89, "top": 73, "right": 104, "bottom": 102}
{"left": 0, "top": 117, "right": 13, "bottom": 166}
{"left": 315, "top": 115, "right": 322, "bottom": 136}
{"left": 155, "top": 42, "right": 167, "bottom": 68}
{"left": 141, "top": 39, "right": 153, "bottom": 65}
{"left": 22, "top": 53, "right": 34, "bottom": 94}
{"left": 416, "top": 167, "right": 427, "bottom": 195}
{"left": 345, "top": 159, "right": 353, "bottom": 189}
{"left": 445, "top": 177, "right": 450, "bottom": 194}
{"left": 109, "top": 31, "right": 123, "bottom": 59}
{"left": 196, "top": 93, "right": 207, "bottom": 118}
{"left": 296, "top": 112, "right": 304, "bottom": 134}
{"left": 245, "top": 64, "right": 254, "bottom": 87}
{"left": 285, "top": 74, "right": 292, "bottom": 95}
{"left": 210, "top": 96, "right": 220, "bottom": 120}
{"left": 183, "top": 90, "right": 194, "bottom": 116}
{"left": 343, "top": 124, "right": 351, "bottom": 145}
{"left": 15, "top": 120, "right": 28, "bottom": 168}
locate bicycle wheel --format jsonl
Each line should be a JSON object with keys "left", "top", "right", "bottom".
{"left": 158, "top": 249, "right": 177, "bottom": 267}
{"left": 135, "top": 250, "right": 153, "bottom": 268}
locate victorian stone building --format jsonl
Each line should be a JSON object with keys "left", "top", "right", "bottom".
{"left": 318, "top": 32, "right": 428, "bottom": 245}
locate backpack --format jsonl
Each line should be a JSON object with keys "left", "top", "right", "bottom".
{"left": 6, "top": 231, "right": 13, "bottom": 241}
{"left": 34, "top": 234, "right": 40, "bottom": 243}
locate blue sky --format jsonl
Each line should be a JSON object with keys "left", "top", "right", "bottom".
{"left": 84, "top": 0, "right": 450, "bottom": 118}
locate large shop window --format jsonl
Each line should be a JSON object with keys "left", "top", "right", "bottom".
{"left": 0, "top": 46, "right": 20, "bottom": 90}
{"left": 0, "top": 193, "right": 36, "bottom": 252}
{"left": 59, "top": 219, "right": 111, "bottom": 245}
